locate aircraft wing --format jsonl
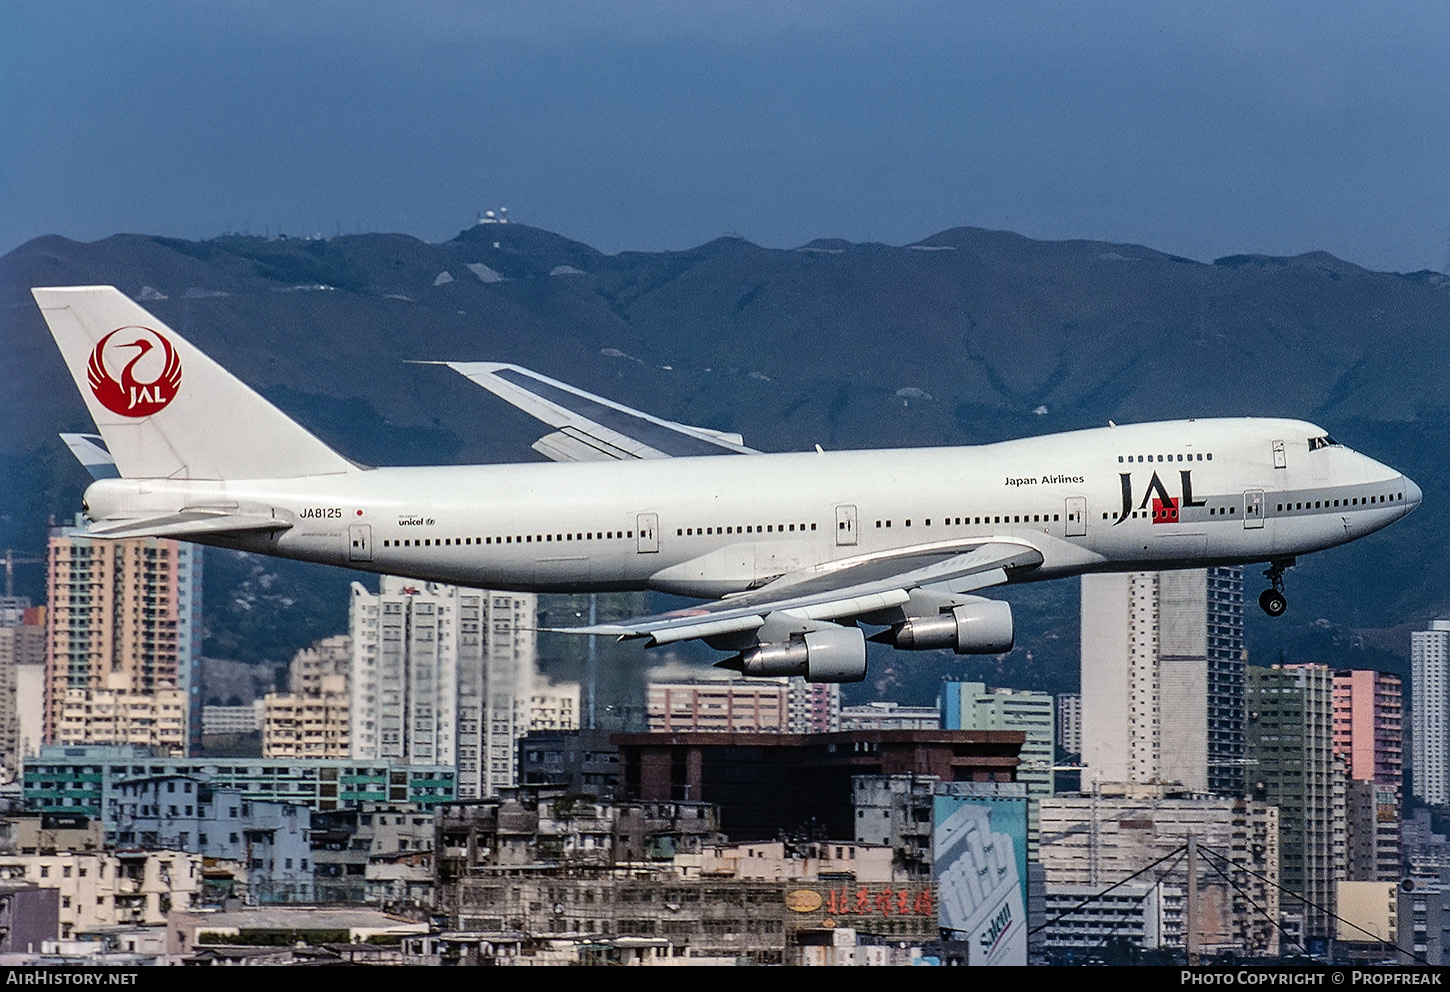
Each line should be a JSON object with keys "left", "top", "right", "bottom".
{"left": 433, "top": 361, "right": 758, "bottom": 462}
{"left": 560, "top": 539, "right": 1044, "bottom": 645}
{"left": 83, "top": 510, "right": 293, "bottom": 541}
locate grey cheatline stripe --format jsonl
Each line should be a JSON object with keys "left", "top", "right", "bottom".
{"left": 492, "top": 368, "right": 740, "bottom": 458}
{"left": 1178, "top": 485, "right": 1401, "bottom": 514}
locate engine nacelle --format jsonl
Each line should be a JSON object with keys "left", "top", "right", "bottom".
{"left": 723, "top": 626, "right": 867, "bottom": 683}
{"left": 887, "top": 598, "right": 1014, "bottom": 654}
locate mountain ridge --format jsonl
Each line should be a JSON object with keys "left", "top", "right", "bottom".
{"left": 3, "top": 221, "right": 1445, "bottom": 695}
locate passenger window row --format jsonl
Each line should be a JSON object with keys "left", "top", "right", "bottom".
{"left": 383, "top": 531, "right": 634, "bottom": 549}
{"left": 1119, "top": 453, "right": 1212, "bottom": 463}
{"left": 877, "top": 514, "right": 1061, "bottom": 528}
{"left": 1276, "top": 493, "right": 1402, "bottom": 512}
{"left": 677, "top": 523, "right": 816, "bottom": 536}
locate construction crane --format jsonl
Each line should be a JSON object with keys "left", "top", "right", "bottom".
{"left": 1, "top": 549, "right": 44, "bottom": 599}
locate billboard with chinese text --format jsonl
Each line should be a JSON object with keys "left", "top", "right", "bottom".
{"left": 782, "top": 882, "right": 938, "bottom": 938}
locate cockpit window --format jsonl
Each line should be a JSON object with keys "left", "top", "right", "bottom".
{"left": 1308, "top": 435, "right": 1341, "bottom": 451}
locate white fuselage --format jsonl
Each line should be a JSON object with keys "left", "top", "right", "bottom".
{"left": 80, "top": 417, "right": 1419, "bottom": 596}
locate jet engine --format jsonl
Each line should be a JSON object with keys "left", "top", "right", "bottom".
{"left": 717, "top": 626, "right": 866, "bottom": 683}
{"left": 875, "top": 596, "right": 1014, "bottom": 654}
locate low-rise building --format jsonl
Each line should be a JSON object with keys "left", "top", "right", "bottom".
{"left": 57, "top": 686, "right": 187, "bottom": 756}
{"left": 201, "top": 703, "right": 264, "bottom": 737}
{"left": 435, "top": 789, "right": 721, "bottom": 877}
{"left": 22, "top": 745, "right": 455, "bottom": 837}
{"left": 839, "top": 702, "right": 939, "bottom": 731}
{"left": 1337, "top": 880, "right": 1397, "bottom": 946}
{"left": 851, "top": 774, "right": 939, "bottom": 878}
{"left": 0, "top": 849, "right": 201, "bottom": 938}
{"left": 1038, "top": 787, "right": 1280, "bottom": 956}
{"left": 0, "top": 881, "right": 60, "bottom": 952}
{"left": 112, "top": 776, "right": 312, "bottom": 903}
{"left": 167, "top": 906, "right": 428, "bottom": 958}
{"left": 646, "top": 678, "right": 789, "bottom": 733}
{"left": 517, "top": 728, "right": 620, "bottom": 796}
{"left": 0, "top": 812, "right": 104, "bottom": 855}
{"left": 530, "top": 682, "right": 581, "bottom": 731}
{"left": 675, "top": 840, "right": 897, "bottom": 883}
{"left": 1041, "top": 882, "right": 1167, "bottom": 954}
{"left": 615, "top": 729, "right": 1023, "bottom": 842}
{"left": 311, "top": 803, "right": 434, "bottom": 905}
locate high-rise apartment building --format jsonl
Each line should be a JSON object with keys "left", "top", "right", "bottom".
{"left": 1246, "top": 663, "right": 1346, "bottom": 945}
{"left": 1412, "top": 620, "right": 1450, "bottom": 806}
{"left": 350, "top": 578, "right": 547, "bottom": 799}
{"left": 264, "top": 676, "right": 351, "bottom": 759}
{"left": 1081, "top": 567, "right": 1244, "bottom": 794}
{"left": 529, "top": 682, "right": 581, "bottom": 732}
{"left": 44, "top": 523, "right": 200, "bottom": 755}
{"left": 0, "top": 605, "right": 46, "bottom": 780}
{"left": 788, "top": 681, "right": 841, "bottom": 734}
{"left": 940, "top": 680, "right": 1054, "bottom": 852}
{"left": 1333, "top": 669, "right": 1403, "bottom": 880}
{"left": 1334, "top": 670, "right": 1404, "bottom": 785}
{"left": 287, "top": 634, "right": 351, "bottom": 696}
{"left": 263, "top": 635, "right": 352, "bottom": 758}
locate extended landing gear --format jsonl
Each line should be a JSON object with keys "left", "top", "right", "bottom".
{"left": 1259, "top": 559, "right": 1294, "bottom": 617}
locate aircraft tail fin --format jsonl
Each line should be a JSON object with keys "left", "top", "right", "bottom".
{"left": 33, "top": 286, "right": 354, "bottom": 480}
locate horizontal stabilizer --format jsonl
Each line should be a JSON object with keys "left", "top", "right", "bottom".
{"left": 84, "top": 510, "right": 292, "bottom": 540}
{"left": 430, "top": 361, "right": 757, "bottom": 461}
{"left": 59, "top": 433, "right": 119, "bottom": 480}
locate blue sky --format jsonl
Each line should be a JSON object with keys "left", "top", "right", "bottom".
{"left": 3, "top": 1, "right": 1447, "bottom": 271}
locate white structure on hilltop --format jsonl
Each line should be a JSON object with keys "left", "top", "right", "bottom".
{"left": 1412, "top": 620, "right": 1450, "bottom": 806}
{"left": 350, "top": 578, "right": 568, "bottom": 799}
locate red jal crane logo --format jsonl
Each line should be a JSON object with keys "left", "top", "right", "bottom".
{"left": 87, "top": 327, "right": 182, "bottom": 417}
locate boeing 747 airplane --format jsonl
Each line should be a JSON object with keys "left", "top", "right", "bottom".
{"left": 33, "top": 286, "right": 1421, "bottom": 683}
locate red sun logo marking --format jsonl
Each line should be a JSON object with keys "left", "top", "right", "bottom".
{"left": 87, "top": 327, "right": 183, "bottom": 418}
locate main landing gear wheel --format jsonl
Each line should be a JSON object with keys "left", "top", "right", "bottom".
{"left": 1259, "top": 558, "right": 1294, "bottom": 617}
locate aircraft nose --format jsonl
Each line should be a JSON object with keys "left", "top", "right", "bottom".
{"left": 1404, "top": 474, "right": 1422, "bottom": 512}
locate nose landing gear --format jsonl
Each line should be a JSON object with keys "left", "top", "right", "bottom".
{"left": 1259, "top": 558, "right": 1294, "bottom": 617}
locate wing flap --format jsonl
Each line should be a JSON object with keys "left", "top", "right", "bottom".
{"left": 560, "top": 539, "right": 1043, "bottom": 644}
{"left": 532, "top": 427, "right": 665, "bottom": 463}
{"left": 433, "top": 361, "right": 757, "bottom": 461}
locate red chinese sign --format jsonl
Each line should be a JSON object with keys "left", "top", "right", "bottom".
{"left": 822, "top": 886, "right": 933, "bottom": 918}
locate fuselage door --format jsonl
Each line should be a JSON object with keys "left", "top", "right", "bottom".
{"left": 1272, "top": 440, "right": 1286, "bottom": 469}
{"left": 1064, "top": 496, "right": 1087, "bottom": 538}
{"left": 835, "top": 504, "right": 858, "bottom": 546}
{"left": 1243, "top": 490, "right": 1265, "bottom": 529}
{"left": 637, "top": 512, "right": 659, "bottom": 553}
{"left": 348, "top": 524, "right": 373, "bottom": 562}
